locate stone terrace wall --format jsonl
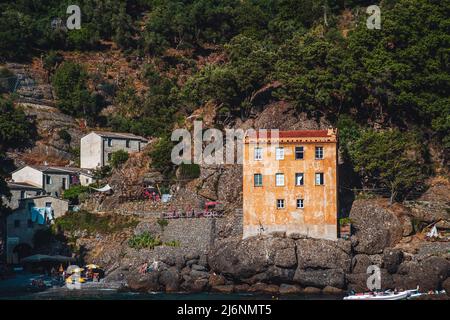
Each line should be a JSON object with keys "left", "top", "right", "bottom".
{"left": 134, "top": 212, "right": 244, "bottom": 253}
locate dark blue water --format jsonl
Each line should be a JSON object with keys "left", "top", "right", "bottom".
{"left": 0, "top": 273, "right": 342, "bottom": 300}
{"left": 1, "top": 290, "right": 341, "bottom": 300}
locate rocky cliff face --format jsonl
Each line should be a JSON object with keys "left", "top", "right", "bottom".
{"left": 85, "top": 197, "right": 450, "bottom": 295}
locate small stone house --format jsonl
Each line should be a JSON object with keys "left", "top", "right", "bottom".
{"left": 80, "top": 131, "right": 148, "bottom": 169}
{"left": 3, "top": 182, "right": 44, "bottom": 210}
{"left": 6, "top": 196, "right": 68, "bottom": 264}
{"left": 11, "top": 165, "right": 95, "bottom": 198}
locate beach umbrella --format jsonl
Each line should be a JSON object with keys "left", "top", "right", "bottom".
{"left": 85, "top": 264, "right": 100, "bottom": 269}
{"left": 66, "top": 265, "right": 84, "bottom": 274}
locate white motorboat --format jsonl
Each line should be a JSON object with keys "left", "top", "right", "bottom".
{"left": 344, "top": 290, "right": 410, "bottom": 300}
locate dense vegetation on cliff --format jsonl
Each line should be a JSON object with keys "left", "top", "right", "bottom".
{"left": 0, "top": 0, "right": 448, "bottom": 201}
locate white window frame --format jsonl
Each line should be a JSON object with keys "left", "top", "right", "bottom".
{"left": 275, "top": 147, "right": 284, "bottom": 160}
{"left": 295, "top": 146, "right": 304, "bottom": 160}
{"left": 296, "top": 199, "right": 304, "bottom": 209}
{"left": 254, "top": 147, "right": 263, "bottom": 161}
{"left": 254, "top": 173, "right": 263, "bottom": 187}
{"left": 315, "top": 173, "right": 324, "bottom": 185}
{"left": 276, "top": 199, "right": 285, "bottom": 209}
{"left": 275, "top": 173, "right": 285, "bottom": 186}
{"left": 295, "top": 173, "right": 304, "bottom": 186}
{"left": 315, "top": 146, "right": 324, "bottom": 159}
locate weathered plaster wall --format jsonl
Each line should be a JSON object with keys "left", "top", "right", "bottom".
{"left": 243, "top": 135, "right": 338, "bottom": 240}
{"left": 80, "top": 133, "right": 103, "bottom": 169}
{"left": 12, "top": 166, "right": 43, "bottom": 188}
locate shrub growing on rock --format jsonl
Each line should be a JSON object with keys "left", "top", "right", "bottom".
{"left": 110, "top": 150, "right": 129, "bottom": 168}
{"left": 128, "top": 232, "right": 162, "bottom": 250}
{"left": 62, "top": 185, "right": 89, "bottom": 204}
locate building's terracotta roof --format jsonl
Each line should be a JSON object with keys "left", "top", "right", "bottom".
{"left": 247, "top": 129, "right": 334, "bottom": 139}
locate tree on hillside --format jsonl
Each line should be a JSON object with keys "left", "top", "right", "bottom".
{"left": 0, "top": 99, "right": 35, "bottom": 160}
{"left": 347, "top": 129, "right": 427, "bottom": 204}
{"left": 0, "top": 9, "right": 33, "bottom": 61}
{"left": 149, "top": 136, "right": 175, "bottom": 175}
{"left": 52, "top": 62, "right": 100, "bottom": 120}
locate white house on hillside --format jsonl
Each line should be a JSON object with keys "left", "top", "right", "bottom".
{"left": 11, "top": 165, "right": 94, "bottom": 197}
{"left": 80, "top": 131, "right": 148, "bottom": 169}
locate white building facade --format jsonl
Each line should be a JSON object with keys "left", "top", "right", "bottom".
{"left": 80, "top": 131, "right": 148, "bottom": 169}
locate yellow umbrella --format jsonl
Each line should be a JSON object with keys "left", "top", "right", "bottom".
{"left": 85, "top": 264, "right": 100, "bottom": 269}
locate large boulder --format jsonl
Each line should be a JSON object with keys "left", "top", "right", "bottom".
{"left": 382, "top": 248, "right": 404, "bottom": 274}
{"left": 296, "top": 239, "right": 352, "bottom": 272}
{"left": 293, "top": 269, "right": 345, "bottom": 289}
{"left": 347, "top": 269, "right": 395, "bottom": 292}
{"left": 126, "top": 272, "right": 160, "bottom": 292}
{"left": 405, "top": 178, "right": 450, "bottom": 229}
{"left": 394, "top": 256, "right": 450, "bottom": 291}
{"left": 208, "top": 236, "right": 296, "bottom": 280}
{"left": 350, "top": 199, "right": 404, "bottom": 254}
{"left": 159, "top": 267, "right": 180, "bottom": 292}
{"left": 274, "top": 241, "right": 297, "bottom": 268}
{"left": 442, "top": 278, "right": 450, "bottom": 296}
{"left": 351, "top": 254, "right": 382, "bottom": 274}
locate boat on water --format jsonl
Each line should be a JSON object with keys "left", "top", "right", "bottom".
{"left": 344, "top": 290, "right": 410, "bottom": 300}
{"left": 344, "top": 286, "right": 446, "bottom": 300}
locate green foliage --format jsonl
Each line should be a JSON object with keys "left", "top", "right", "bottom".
{"left": 58, "top": 129, "right": 72, "bottom": 144}
{"left": 92, "top": 165, "right": 112, "bottom": 180}
{"left": 128, "top": 231, "right": 162, "bottom": 250}
{"left": 52, "top": 62, "right": 100, "bottom": 119}
{"left": 348, "top": 129, "right": 428, "bottom": 203}
{"left": 178, "top": 163, "right": 201, "bottom": 180}
{"left": 0, "top": 9, "right": 33, "bottom": 61}
{"left": 156, "top": 218, "right": 168, "bottom": 232}
{"left": 110, "top": 150, "right": 129, "bottom": 168}
{"left": 66, "top": 24, "right": 100, "bottom": 50}
{"left": 53, "top": 210, "right": 138, "bottom": 236}
{"left": 0, "top": 98, "right": 35, "bottom": 158}
{"left": 43, "top": 51, "right": 64, "bottom": 75}
{"left": 149, "top": 136, "right": 174, "bottom": 174}
{"left": 164, "top": 240, "right": 181, "bottom": 247}
{"left": 62, "top": 185, "right": 90, "bottom": 204}
{"left": 339, "top": 217, "right": 352, "bottom": 226}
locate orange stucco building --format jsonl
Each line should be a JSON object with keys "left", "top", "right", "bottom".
{"left": 242, "top": 129, "right": 338, "bottom": 240}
